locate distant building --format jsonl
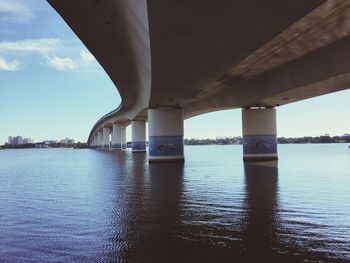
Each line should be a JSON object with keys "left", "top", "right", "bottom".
{"left": 59, "top": 138, "right": 67, "bottom": 144}
{"left": 23, "top": 138, "right": 35, "bottom": 144}
{"left": 59, "top": 137, "right": 75, "bottom": 145}
{"left": 8, "top": 136, "right": 23, "bottom": 145}
{"left": 8, "top": 136, "right": 34, "bottom": 145}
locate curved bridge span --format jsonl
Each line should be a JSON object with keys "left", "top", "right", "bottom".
{"left": 48, "top": 0, "right": 350, "bottom": 162}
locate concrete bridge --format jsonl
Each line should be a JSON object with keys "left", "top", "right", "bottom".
{"left": 48, "top": 0, "right": 350, "bottom": 162}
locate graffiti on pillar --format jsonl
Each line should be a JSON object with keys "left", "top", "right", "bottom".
{"left": 149, "top": 136, "right": 183, "bottom": 156}
{"left": 243, "top": 135, "right": 277, "bottom": 154}
{"left": 158, "top": 143, "right": 176, "bottom": 150}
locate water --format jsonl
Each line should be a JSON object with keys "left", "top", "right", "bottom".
{"left": 0, "top": 144, "right": 349, "bottom": 262}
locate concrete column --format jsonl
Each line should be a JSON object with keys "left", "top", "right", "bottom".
{"left": 102, "top": 127, "right": 110, "bottom": 150}
{"left": 132, "top": 120, "right": 146, "bottom": 152}
{"left": 91, "top": 136, "right": 95, "bottom": 148}
{"left": 242, "top": 108, "right": 278, "bottom": 161}
{"left": 94, "top": 135, "right": 98, "bottom": 149}
{"left": 121, "top": 126, "right": 127, "bottom": 149}
{"left": 97, "top": 131, "right": 103, "bottom": 149}
{"left": 148, "top": 108, "right": 184, "bottom": 163}
{"left": 111, "top": 123, "right": 122, "bottom": 150}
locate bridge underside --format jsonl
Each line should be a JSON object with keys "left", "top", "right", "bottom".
{"left": 48, "top": 0, "right": 350, "bottom": 160}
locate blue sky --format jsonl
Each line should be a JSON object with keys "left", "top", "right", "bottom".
{"left": 0, "top": 0, "right": 349, "bottom": 144}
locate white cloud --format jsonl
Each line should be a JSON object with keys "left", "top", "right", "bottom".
{"left": 80, "top": 50, "right": 96, "bottom": 64}
{"left": 0, "top": 38, "right": 62, "bottom": 55}
{"left": 0, "top": 56, "right": 19, "bottom": 71}
{"left": 0, "top": 0, "right": 34, "bottom": 23}
{"left": 47, "top": 56, "right": 77, "bottom": 71}
{"left": 0, "top": 38, "right": 101, "bottom": 73}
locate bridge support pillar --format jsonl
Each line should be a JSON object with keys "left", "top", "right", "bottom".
{"left": 92, "top": 136, "right": 97, "bottom": 148}
{"left": 94, "top": 136, "right": 98, "bottom": 149}
{"left": 121, "top": 126, "right": 127, "bottom": 149}
{"left": 112, "top": 123, "right": 122, "bottom": 150}
{"left": 242, "top": 108, "right": 278, "bottom": 161}
{"left": 132, "top": 120, "right": 146, "bottom": 152}
{"left": 97, "top": 131, "right": 103, "bottom": 149}
{"left": 90, "top": 136, "right": 94, "bottom": 148}
{"left": 102, "top": 127, "right": 110, "bottom": 150}
{"left": 148, "top": 108, "right": 184, "bottom": 163}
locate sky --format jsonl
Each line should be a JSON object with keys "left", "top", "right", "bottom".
{"left": 0, "top": 0, "right": 349, "bottom": 145}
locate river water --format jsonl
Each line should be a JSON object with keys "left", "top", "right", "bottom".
{"left": 0, "top": 144, "right": 349, "bottom": 262}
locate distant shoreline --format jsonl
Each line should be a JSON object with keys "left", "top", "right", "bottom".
{"left": 1, "top": 135, "right": 349, "bottom": 149}
{"left": 0, "top": 143, "right": 89, "bottom": 150}
{"left": 1, "top": 142, "right": 349, "bottom": 150}
{"left": 184, "top": 135, "right": 350, "bottom": 146}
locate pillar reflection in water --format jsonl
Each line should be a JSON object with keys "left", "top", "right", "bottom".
{"left": 242, "top": 161, "right": 279, "bottom": 260}
{"left": 145, "top": 163, "right": 185, "bottom": 261}
{"left": 103, "top": 150, "right": 148, "bottom": 262}
{"left": 105, "top": 159, "right": 185, "bottom": 262}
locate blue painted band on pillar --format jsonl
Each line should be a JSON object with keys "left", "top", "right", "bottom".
{"left": 149, "top": 136, "right": 183, "bottom": 156}
{"left": 132, "top": 141, "right": 146, "bottom": 151}
{"left": 111, "top": 143, "right": 122, "bottom": 149}
{"left": 122, "top": 144, "right": 127, "bottom": 149}
{"left": 243, "top": 135, "right": 277, "bottom": 155}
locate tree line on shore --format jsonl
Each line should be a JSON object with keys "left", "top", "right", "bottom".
{"left": 0, "top": 142, "right": 89, "bottom": 149}
{"left": 185, "top": 137, "right": 242, "bottom": 145}
{"left": 2, "top": 135, "right": 349, "bottom": 148}
{"left": 278, "top": 134, "right": 350, "bottom": 144}
{"left": 184, "top": 134, "right": 350, "bottom": 145}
